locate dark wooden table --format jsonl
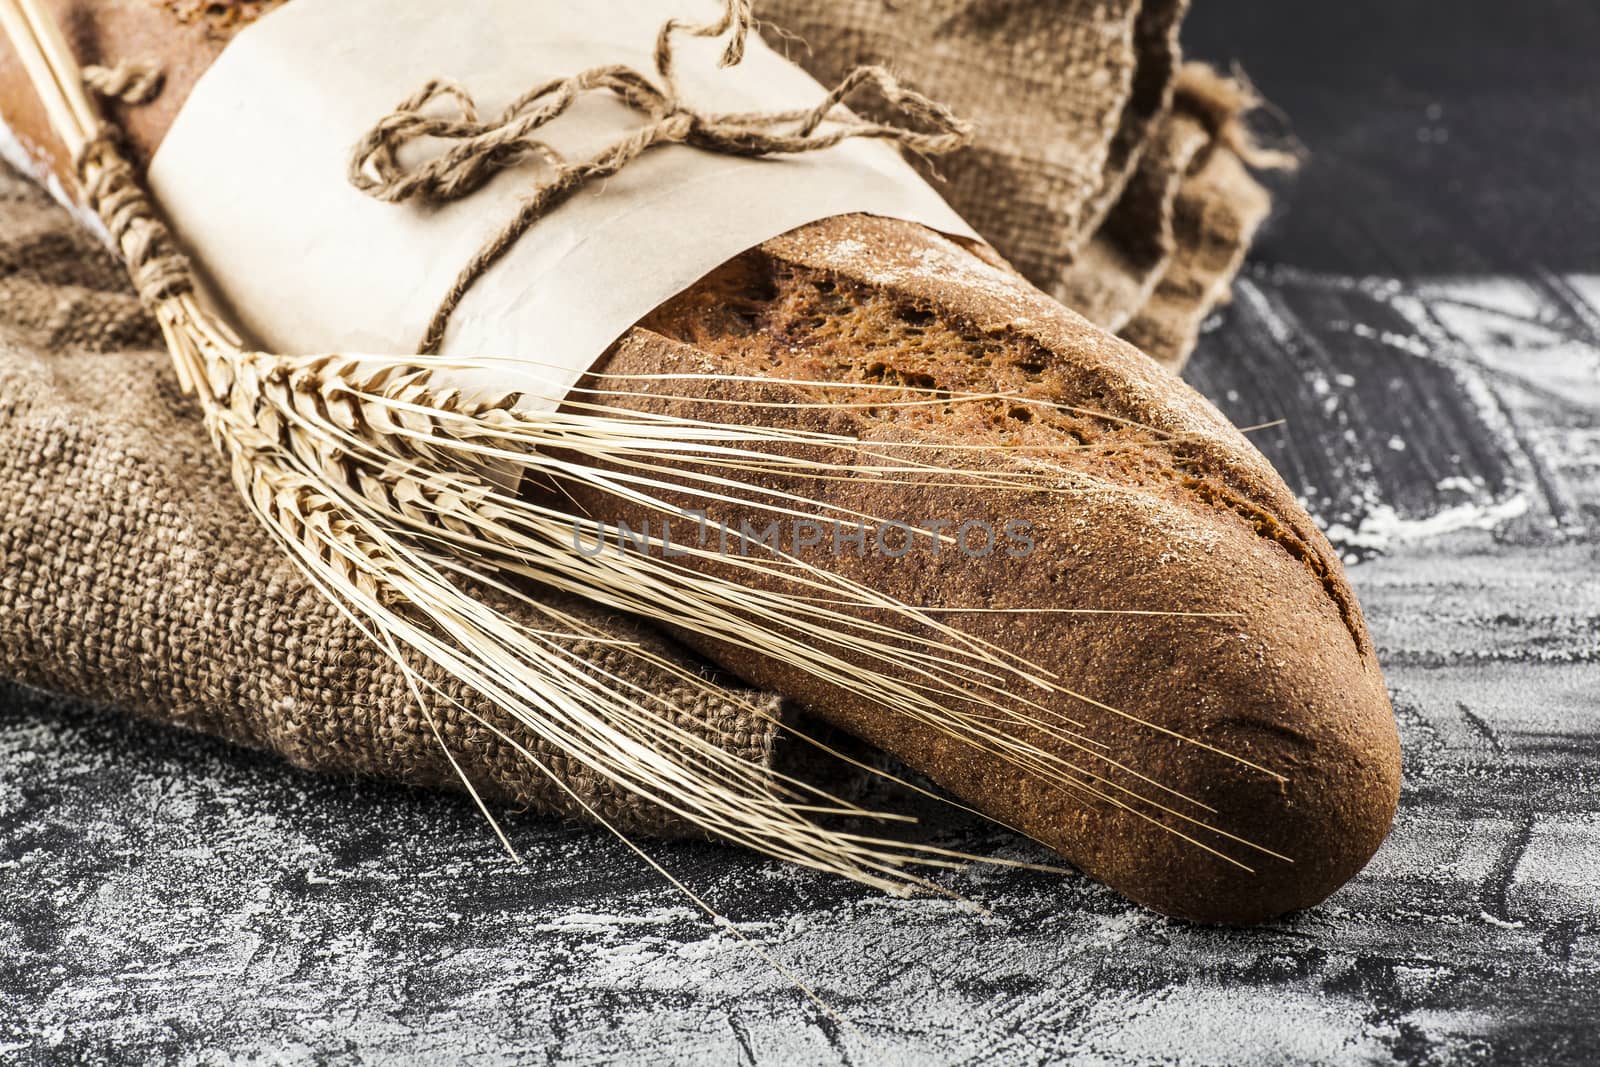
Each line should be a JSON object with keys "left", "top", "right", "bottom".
{"left": 3, "top": 2, "right": 1597, "bottom": 1063}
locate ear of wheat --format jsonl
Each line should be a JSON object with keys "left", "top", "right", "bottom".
{"left": 0, "top": 0, "right": 1280, "bottom": 892}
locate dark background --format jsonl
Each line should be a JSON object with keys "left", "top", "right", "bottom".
{"left": 1190, "top": 0, "right": 1600, "bottom": 276}
{"left": 2, "top": 1, "right": 1597, "bottom": 1063}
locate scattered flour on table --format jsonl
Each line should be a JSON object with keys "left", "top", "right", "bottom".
{"left": 1323, "top": 493, "right": 1530, "bottom": 551}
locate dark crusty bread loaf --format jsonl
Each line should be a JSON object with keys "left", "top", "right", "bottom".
{"left": 0, "top": 1, "right": 1401, "bottom": 922}
{"left": 582, "top": 218, "right": 1401, "bottom": 921}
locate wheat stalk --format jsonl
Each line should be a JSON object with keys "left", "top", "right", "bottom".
{"left": 0, "top": 0, "right": 1285, "bottom": 890}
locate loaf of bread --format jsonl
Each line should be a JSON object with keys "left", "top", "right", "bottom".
{"left": 0, "top": 0, "right": 1401, "bottom": 922}
{"left": 595, "top": 223, "right": 1400, "bottom": 922}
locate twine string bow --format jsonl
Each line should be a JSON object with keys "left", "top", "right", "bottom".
{"left": 347, "top": 0, "right": 973, "bottom": 356}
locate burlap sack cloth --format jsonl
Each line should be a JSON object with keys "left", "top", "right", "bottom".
{"left": 0, "top": 0, "right": 1275, "bottom": 836}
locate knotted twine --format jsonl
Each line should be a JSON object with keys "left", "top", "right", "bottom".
{"left": 346, "top": 0, "right": 974, "bottom": 357}
{"left": 82, "top": 59, "right": 164, "bottom": 106}
{"left": 75, "top": 63, "right": 194, "bottom": 313}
